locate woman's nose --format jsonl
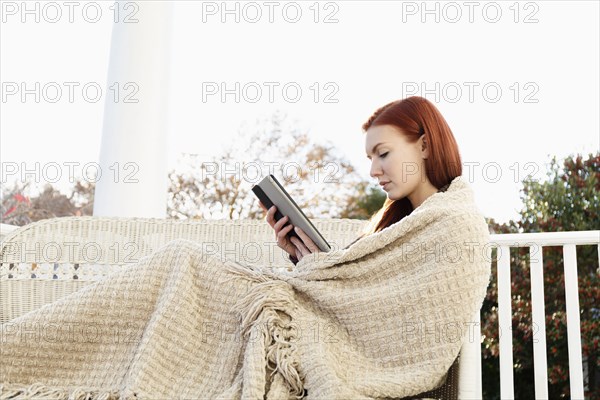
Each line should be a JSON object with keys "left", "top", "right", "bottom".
{"left": 370, "top": 161, "right": 382, "bottom": 178}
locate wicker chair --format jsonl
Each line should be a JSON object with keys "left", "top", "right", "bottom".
{"left": 0, "top": 216, "right": 483, "bottom": 399}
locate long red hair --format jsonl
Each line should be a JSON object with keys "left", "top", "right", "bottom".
{"left": 359, "top": 96, "right": 462, "bottom": 236}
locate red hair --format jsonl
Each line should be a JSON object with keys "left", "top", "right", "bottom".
{"left": 359, "top": 96, "right": 462, "bottom": 236}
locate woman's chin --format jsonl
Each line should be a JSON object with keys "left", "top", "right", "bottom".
{"left": 386, "top": 192, "right": 400, "bottom": 201}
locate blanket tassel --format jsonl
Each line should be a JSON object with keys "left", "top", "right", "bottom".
{"left": 231, "top": 278, "right": 305, "bottom": 400}
{"left": 0, "top": 383, "right": 137, "bottom": 399}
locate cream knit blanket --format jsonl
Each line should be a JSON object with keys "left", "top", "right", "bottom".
{"left": 0, "top": 176, "right": 491, "bottom": 399}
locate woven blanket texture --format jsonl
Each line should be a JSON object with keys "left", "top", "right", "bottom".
{"left": 0, "top": 175, "right": 491, "bottom": 399}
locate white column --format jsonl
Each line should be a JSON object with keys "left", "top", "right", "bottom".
{"left": 93, "top": 1, "right": 173, "bottom": 218}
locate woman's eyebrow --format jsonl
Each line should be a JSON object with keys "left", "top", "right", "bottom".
{"left": 366, "top": 142, "right": 388, "bottom": 158}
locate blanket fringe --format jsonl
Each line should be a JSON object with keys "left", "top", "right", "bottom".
{"left": 0, "top": 383, "right": 137, "bottom": 400}
{"left": 232, "top": 279, "right": 305, "bottom": 399}
{"left": 222, "top": 260, "right": 272, "bottom": 285}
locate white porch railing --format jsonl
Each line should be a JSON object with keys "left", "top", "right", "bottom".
{"left": 489, "top": 230, "right": 600, "bottom": 400}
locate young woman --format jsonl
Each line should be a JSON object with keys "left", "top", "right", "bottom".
{"left": 1, "top": 96, "right": 487, "bottom": 399}
{"left": 260, "top": 96, "right": 462, "bottom": 263}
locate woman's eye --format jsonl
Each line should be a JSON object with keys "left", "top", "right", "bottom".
{"left": 379, "top": 152, "right": 388, "bottom": 158}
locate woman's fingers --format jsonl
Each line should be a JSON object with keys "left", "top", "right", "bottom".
{"left": 277, "top": 224, "right": 296, "bottom": 255}
{"left": 277, "top": 223, "right": 293, "bottom": 241}
{"left": 261, "top": 204, "right": 314, "bottom": 259}
{"left": 293, "top": 227, "right": 320, "bottom": 254}
{"left": 290, "top": 236, "right": 310, "bottom": 256}
{"left": 274, "top": 215, "right": 289, "bottom": 232}
{"left": 265, "top": 205, "right": 276, "bottom": 227}
{"left": 295, "top": 248, "right": 302, "bottom": 260}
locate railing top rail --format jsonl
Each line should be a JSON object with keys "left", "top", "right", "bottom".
{"left": 489, "top": 230, "right": 600, "bottom": 247}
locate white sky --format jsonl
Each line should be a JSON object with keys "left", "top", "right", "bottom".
{"left": 1, "top": 0, "right": 599, "bottom": 224}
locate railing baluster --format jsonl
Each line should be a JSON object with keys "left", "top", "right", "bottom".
{"left": 457, "top": 311, "right": 484, "bottom": 400}
{"left": 597, "top": 241, "right": 600, "bottom": 274}
{"left": 529, "top": 243, "right": 549, "bottom": 399}
{"left": 497, "top": 245, "right": 515, "bottom": 399}
{"left": 563, "top": 244, "right": 585, "bottom": 399}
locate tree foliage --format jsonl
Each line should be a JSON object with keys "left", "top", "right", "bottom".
{"left": 166, "top": 111, "right": 364, "bottom": 220}
{"left": 1, "top": 180, "right": 93, "bottom": 226}
{"left": 339, "top": 181, "right": 387, "bottom": 220}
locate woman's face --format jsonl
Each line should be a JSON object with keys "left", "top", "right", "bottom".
{"left": 365, "top": 124, "right": 436, "bottom": 208}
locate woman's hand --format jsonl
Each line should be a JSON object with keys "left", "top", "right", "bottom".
{"left": 259, "top": 202, "right": 321, "bottom": 261}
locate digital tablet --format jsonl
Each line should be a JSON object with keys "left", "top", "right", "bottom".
{"left": 252, "top": 174, "right": 331, "bottom": 252}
